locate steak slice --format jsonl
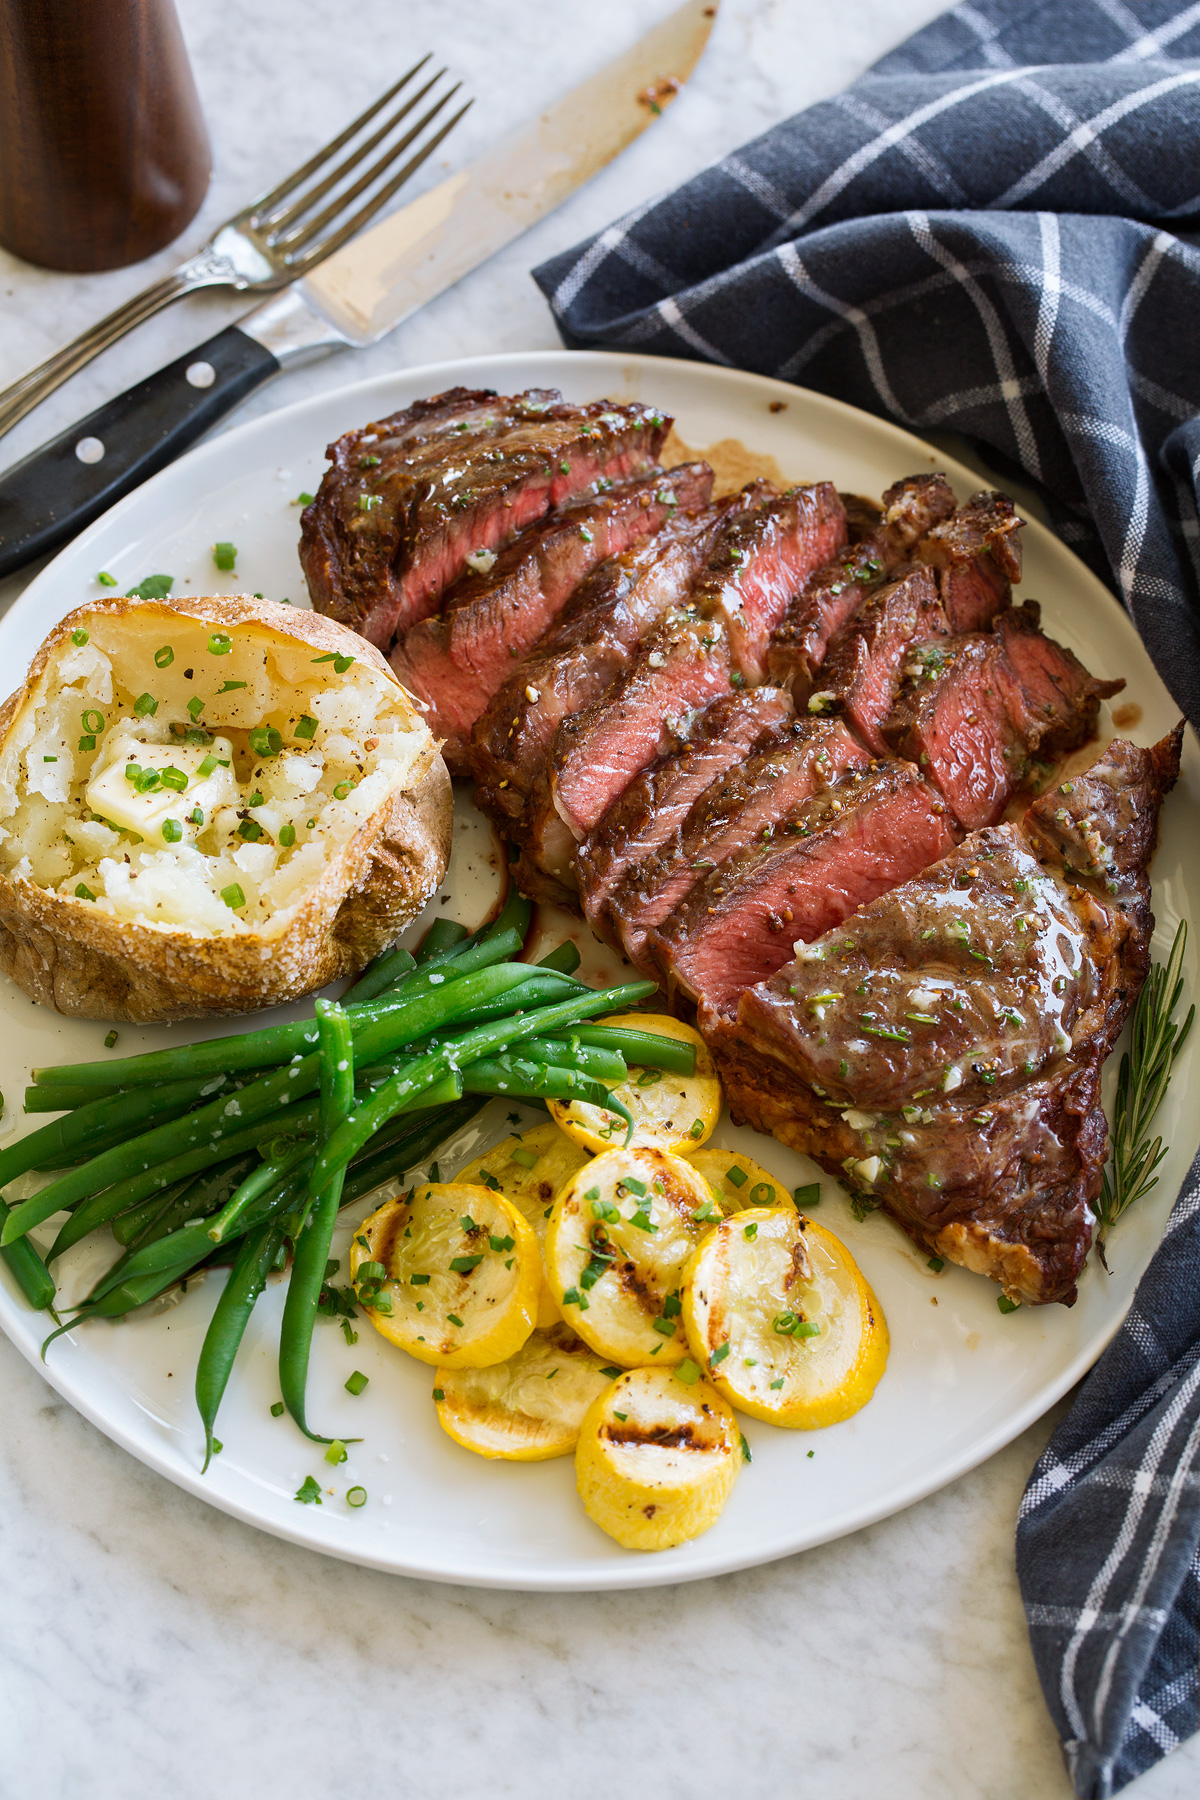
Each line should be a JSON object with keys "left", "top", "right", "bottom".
{"left": 518, "top": 613, "right": 733, "bottom": 897}
{"left": 809, "top": 564, "right": 947, "bottom": 754}
{"left": 300, "top": 387, "right": 669, "bottom": 647}
{"left": 389, "top": 463, "right": 712, "bottom": 771}
{"left": 992, "top": 602, "right": 1124, "bottom": 758}
{"left": 650, "top": 761, "right": 960, "bottom": 1019}
{"left": 766, "top": 472, "right": 956, "bottom": 694}
{"left": 574, "top": 686, "right": 795, "bottom": 940}
{"left": 914, "top": 490, "right": 1022, "bottom": 631}
{"left": 883, "top": 603, "right": 1124, "bottom": 830}
{"left": 607, "top": 715, "right": 871, "bottom": 974}
{"left": 468, "top": 502, "right": 730, "bottom": 832}
{"left": 689, "top": 481, "right": 847, "bottom": 681}
{"left": 714, "top": 730, "right": 1181, "bottom": 1307}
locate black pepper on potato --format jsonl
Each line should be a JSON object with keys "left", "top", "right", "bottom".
{"left": 0, "top": 594, "right": 451, "bottom": 1021}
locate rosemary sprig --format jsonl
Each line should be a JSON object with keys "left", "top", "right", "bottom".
{"left": 1096, "top": 920, "right": 1193, "bottom": 1257}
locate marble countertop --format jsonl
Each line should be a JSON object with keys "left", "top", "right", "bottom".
{"left": 2, "top": 3, "right": 1197, "bottom": 1796}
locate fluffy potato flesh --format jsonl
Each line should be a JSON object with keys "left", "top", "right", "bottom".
{"left": 0, "top": 597, "right": 450, "bottom": 1018}
{"left": 0, "top": 602, "right": 429, "bottom": 931}
{"left": 575, "top": 1366, "right": 741, "bottom": 1551}
{"left": 544, "top": 1146, "right": 717, "bottom": 1366}
{"left": 434, "top": 1323, "right": 616, "bottom": 1461}
{"left": 548, "top": 1013, "right": 721, "bottom": 1154}
{"left": 351, "top": 1182, "right": 540, "bottom": 1369}
{"left": 681, "top": 1208, "right": 889, "bottom": 1428}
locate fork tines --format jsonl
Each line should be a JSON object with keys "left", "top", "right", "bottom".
{"left": 240, "top": 59, "right": 473, "bottom": 275}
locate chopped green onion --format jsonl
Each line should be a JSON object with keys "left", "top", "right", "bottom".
{"left": 447, "top": 1313, "right": 464, "bottom": 1328}
{"left": 154, "top": 645, "right": 174, "bottom": 668}
{"left": 81, "top": 709, "right": 105, "bottom": 734}
{"left": 793, "top": 1182, "right": 821, "bottom": 1209}
{"left": 218, "top": 680, "right": 248, "bottom": 694}
{"left": 190, "top": 807, "right": 204, "bottom": 826}
{"left": 510, "top": 1146, "right": 538, "bottom": 1170}
{"left": 96, "top": 574, "right": 117, "bottom": 589}
{"left": 688, "top": 1118, "right": 705, "bottom": 1140}
{"left": 294, "top": 715, "right": 318, "bottom": 740}
{"left": 743, "top": 1222, "right": 759, "bottom": 1241}
{"left": 710, "top": 1342, "right": 730, "bottom": 1366}
{"left": 927, "top": 1256, "right": 945, "bottom": 1273}
{"left": 133, "top": 693, "right": 158, "bottom": 718}
{"left": 749, "top": 1183, "right": 776, "bottom": 1206}
{"left": 208, "top": 632, "right": 232, "bottom": 656}
{"left": 104, "top": 1030, "right": 118, "bottom": 1048}
{"left": 279, "top": 824, "right": 296, "bottom": 847}
{"left": 725, "top": 1165, "right": 748, "bottom": 1188}
{"left": 220, "top": 883, "right": 245, "bottom": 910}
{"left": 161, "top": 819, "right": 182, "bottom": 843}
{"left": 324, "top": 1439, "right": 348, "bottom": 1465}
{"left": 270, "top": 1401, "right": 285, "bottom": 1417}
{"left": 249, "top": 725, "right": 283, "bottom": 758}
{"left": 187, "top": 696, "right": 205, "bottom": 719}
{"left": 295, "top": 492, "right": 315, "bottom": 505}
{"left": 72, "top": 626, "right": 91, "bottom": 644}
{"left": 332, "top": 781, "right": 355, "bottom": 800}
{"left": 77, "top": 735, "right": 96, "bottom": 752}
{"left": 675, "top": 1358, "right": 702, "bottom": 1385}
{"left": 159, "top": 766, "right": 188, "bottom": 792}
{"left": 238, "top": 820, "right": 263, "bottom": 842}
{"left": 74, "top": 883, "right": 96, "bottom": 901}
{"left": 346, "top": 1486, "right": 367, "bottom": 1508}
{"left": 998, "top": 1294, "right": 1020, "bottom": 1314}
{"left": 213, "top": 542, "right": 237, "bottom": 570}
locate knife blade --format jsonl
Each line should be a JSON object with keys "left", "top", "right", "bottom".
{"left": 0, "top": 0, "right": 717, "bottom": 578}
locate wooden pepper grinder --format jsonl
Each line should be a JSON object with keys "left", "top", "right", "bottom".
{"left": 0, "top": 0, "right": 211, "bottom": 272}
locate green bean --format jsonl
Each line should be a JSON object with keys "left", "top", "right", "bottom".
{"left": 84, "top": 1215, "right": 221, "bottom": 1307}
{"left": 565, "top": 1025, "right": 696, "bottom": 1076}
{"left": 0, "top": 1198, "right": 56, "bottom": 1311}
{"left": 494, "top": 1036, "right": 624, "bottom": 1082}
{"left": 340, "top": 1099, "right": 487, "bottom": 1205}
{"left": 480, "top": 883, "right": 532, "bottom": 947}
{"left": 414, "top": 916, "right": 469, "bottom": 965}
{"left": 112, "top": 1155, "right": 260, "bottom": 1248}
{"left": 462, "top": 1058, "right": 636, "bottom": 1131}
{"left": 536, "top": 940, "right": 582, "bottom": 975}
{"left": 44, "top": 1100, "right": 323, "bottom": 1261}
{"left": 307, "top": 979, "right": 655, "bottom": 1200}
{"left": 340, "top": 944, "right": 417, "bottom": 1007}
{"left": 32, "top": 930, "right": 524, "bottom": 1091}
{"left": 207, "top": 1139, "right": 315, "bottom": 1245}
{"left": 24, "top": 1085, "right": 122, "bottom": 1112}
{"left": 280, "top": 1000, "right": 355, "bottom": 1443}
{"left": 42, "top": 1268, "right": 187, "bottom": 1354}
{"left": 197, "top": 1219, "right": 285, "bottom": 1472}
{"left": 0, "top": 1074, "right": 241, "bottom": 1194}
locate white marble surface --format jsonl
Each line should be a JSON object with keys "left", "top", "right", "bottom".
{"left": 1, "top": 2, "right": 1197, "bottom": 1796}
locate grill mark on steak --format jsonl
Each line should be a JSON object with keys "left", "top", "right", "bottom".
{"left": 607, "top": 715, "right": 871, "bottom": 975}
{"left": 883, "top": 603, "right": 1125, "bottom": 831}
{"left": 389, "top": 464, "right": 711, "bottom": 771}
{"left": 687, "top": 481, "right": 847, "bottom": 681}
{"left": 468, "top": 498, "right": 733, "bottom": 832}
{"left": 574, "top": 687, "right": 795, "bottom": 943}
{"left": 810, "top": 564, "right": 948, "bottom": 755}
{"left": 912, "top": 489, "right": 1022, "bottom": 631}
{"left": 300, "top": 387, "right": 669, "bottom": 648}
{"left": 713, "top": 731, "right": 1181, "bottom": 1306}
{"left": 649, "top": 760, "right": 960, "bottom": 1020}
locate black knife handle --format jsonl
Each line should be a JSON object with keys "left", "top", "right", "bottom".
{"left": 0, "top": 326, "right": 280, "bottom": 578}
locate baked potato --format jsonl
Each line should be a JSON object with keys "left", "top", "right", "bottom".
{"left": 0, "top": 595, "right": 451, "bottom": 1021}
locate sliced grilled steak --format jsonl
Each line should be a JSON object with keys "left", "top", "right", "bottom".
{"left": 300, "top": 387, "right": 669, "bottom": 648}
{"left": 883, "top": 603, "right": 1123, "bottom": 830}
{"left": 766, "top": 472, "right": 956, "bottom": 695}
{"left": 842, "top": 493, "right": 883, "bottom": 543}
{"left": 469, "top": 502, "right": 730, "bottom": 832}
{"left": 389, "top": 463, "right": 712, "bottom": 770}
{"left": 608, "top": 714, "right": 871, "bottom": 973}
{"left": 914, "top": 490, "right": 1021, "bottom": 631}
{"left": 993, "top": 602, "right": 1124, "bottom": 758}
{"left": 688, "top": 481, "right": 847, "bottom": 681}
{"left": 520, "top": 612, "right": 733, "bottom": 897}
{"left": 650, "top": 761, "right": 960, "bottom": 1019}
{"left": 574, "top": 686, "right": 795, "bottom": 941}
{"left": 713, "top": 730, "right": 1181, "bottom": 1306}
{"left": 809, "top": 564, "right": 947, "bottom": 754}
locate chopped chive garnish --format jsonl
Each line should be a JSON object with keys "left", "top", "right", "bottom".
{"left": 82, "top": 709, "right": 105, "bottom": 734}
{"left": 584, "top": 1186, "right": 600, "bottom": 1200}
{"left": 725, "top": 1165, "right": 748, "bottom": 1188}
{"left": 159, "top": 767, "right": 188, "bottom": 791}
{"left": 249, "top": 725, "right": 283, "bottom": 757}
{"left": 740, "top": 1434, "right": 752, "bottom": 1463}
{"left": 72, "top": 626, "right": 91, "bottom": 644}
{"left": 208, "top": 633, "right": 232, "bottom": 657}
{"left": 509, "top": 1146, "right": 538, "bottom": 1169}
{"left": 133, "top": 692, "right": 159, "bottom": 717}
{"left": 75, "top": 883, "right": 96, "bottom": 901}
{"left": 218, "top": 679, "right": 248, "bottom": 694}
{"left": 927, "top": 1256, "right": 945, "bottom": 1273}
{"left": 447, "top": 1313, "right": 464, "bottom": 1328}
{"left": 409, "top": 1272, "right": 430, "bottom": 1286}
{"left": 450, "top": 1255, "right": 483, "bottom": 1274}
{"left": 104, "top": 1030, "right": 118, "bottom": 1048}
{"left": 96, "top": 573, "right": 117, "bottom": 588}
{"left": 187, "top": 696, "right": 205, "bottom": 719}
{"left": 270, "top": 1401, "right": 285, "bottom": 1417}
{"left": 333, "top": 780, "right": 354, "bottom": 800}
{"left": 324, "top": 1439, "right": 348, "bottom": 1465}
{"left": 294, "top": 715, "right": 318, "bottom": 740}
{"left": 688, "top": 1118, "right": 705, "bottom": 1139}
{"left": 622, "top": 1177, "right": 647, "bottom": 1197}
{"left": 154, "top": 645, "right": 174, "bottom": 668}
{"left": 599, "top": 1367, "right": 623, "bottom": 1380}
{"left": 433, "top": 1388, "right": 445, "bottom": 1402}
{"left": 220, "top": 883, "right": 245, "bottom": 909}
{"left": 247, "top": 791, "right": 264, "bottom": 807}
{"left": 279, "top": 824, "right": 296, "bottom": 847}
{"left": 793, "top": 1182, "right": 821, "bottom": 1209}
{"left": 295, "top": 492, "right": 315, "bottom": 505}
{"left": 743, "top": 1222, "right": 759, "bottom": 1241}
{"left": 346, "top": 1486, "right": 367, "bottom": 1508}
{"left": 161, "top": 819, "right": 182, "bottom": 843}
{"left": 238, "top": 820, "right": 263, "bottom": 842}
{"left": 213, "top": 542, "right": 237, "bottom": 570}
{"left": 294, "top": 1476, "right": 322, "bottom": 1505}
{"left": 710, "top": 1342, "right": 730, "bottom": 1366}
{"left": 998, "top": 1294, "right": 1020, "bottom": 1314}
{"left": 78, "top": 735, "right": 96, "bottom": 751}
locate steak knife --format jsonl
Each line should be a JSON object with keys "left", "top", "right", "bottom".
{"left": 0, "top": 0, "right": 716, "bottom": 578}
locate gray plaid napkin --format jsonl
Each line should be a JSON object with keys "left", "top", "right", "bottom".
{"left": 532, "top": 3, "right": 1200, "bottom": 1791}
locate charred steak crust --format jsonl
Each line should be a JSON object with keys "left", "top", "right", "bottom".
{"left": 715, "top": 731, "right": 1181, "bottom": 1306}
{"left": 300, "top": 387, "right": 670, "bottom": 649}
{"left": 468, "top": 498, "right": 734, "bottom": 831}
{"left": 812, "top": 564, "right": 948, "bottom": 755}
{"left": 574, "top": 686, "right": 795, "bottom": 941}
{"left": 765, "top": 472, "right": 956, "bottom": 695}
{"left": 389, "top": 463, "right": 712, "bottom": 770}
{"left": 913, "top": 489, "right": 1022, "bottom": 632}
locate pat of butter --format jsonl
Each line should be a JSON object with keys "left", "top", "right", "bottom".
{"left": 87, "top": 737, "right": 238, "bottom": 844}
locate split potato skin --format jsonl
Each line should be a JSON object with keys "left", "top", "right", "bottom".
{"left": 0, "top": 596, "right": 451, "bottom": 1021}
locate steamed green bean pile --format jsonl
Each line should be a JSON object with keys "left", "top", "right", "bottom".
{"left": 0, "top": 888, "right": 695, "bottom": 1465}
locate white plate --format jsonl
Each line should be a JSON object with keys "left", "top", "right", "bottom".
{"left": 0, "top": 351, "right": 1195, "bottom": 1592}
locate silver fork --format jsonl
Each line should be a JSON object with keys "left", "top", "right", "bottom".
{"left": 0, "top": 58, "right": 470, "bottom": 441}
